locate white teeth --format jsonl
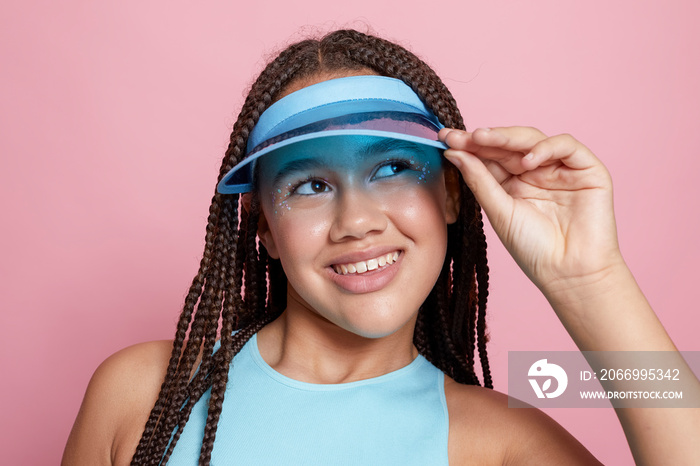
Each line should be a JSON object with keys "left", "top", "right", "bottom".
{"left": 333, "top": 251, "right": 400, "bottom": 275}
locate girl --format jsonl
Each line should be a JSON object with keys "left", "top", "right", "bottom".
{"left": 63, "top": 29, "right": 699, "bottom": 465}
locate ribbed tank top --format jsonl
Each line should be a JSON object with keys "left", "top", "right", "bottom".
{"left": 166, "top": 333, "right": 449, "bottom": 465}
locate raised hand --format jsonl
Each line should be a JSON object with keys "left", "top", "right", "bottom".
{"left": 440, "top": 126, "right": 624, "bottom": 296}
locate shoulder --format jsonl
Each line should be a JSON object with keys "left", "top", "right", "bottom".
{"left": 62, "top": 340, "right": 173, "bottom": 466}
{"left": 444, "top": 376, "right": 602, "bottom": 465}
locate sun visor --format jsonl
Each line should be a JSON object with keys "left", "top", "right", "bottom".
{"left": 218, "top": 76, "right": 448, "bottom": 194}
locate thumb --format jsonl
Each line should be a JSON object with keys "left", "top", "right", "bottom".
{"left": 444, "top": 149, "right": 513, "bottom": 230}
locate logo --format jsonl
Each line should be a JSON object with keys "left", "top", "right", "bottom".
{"left": 528, "top": 359, "right": 568, "bottom": 398}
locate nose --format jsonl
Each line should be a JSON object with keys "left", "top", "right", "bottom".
{"left": 329, "top": 188, "right": 388, "bottom": 242}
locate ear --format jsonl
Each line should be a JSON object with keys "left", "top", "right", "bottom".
{"left": 444, "top": 165, "right": 461, "bottom": 224}
{"left": 240, "top": 192, "right": 253, "bottom": 215}
{"left": 244, "top": 193, "right": 280, "bottom": 259}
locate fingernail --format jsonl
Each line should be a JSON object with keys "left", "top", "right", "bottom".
{"left": 524, "top": 152, "right": 535, "bottom": 161}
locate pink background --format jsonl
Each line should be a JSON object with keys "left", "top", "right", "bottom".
{"left": 2, "top": 1, "right": 698, "bottom": 464}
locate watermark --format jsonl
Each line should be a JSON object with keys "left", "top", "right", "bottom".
{"left": 508, "top": 351, "right": 700, "bottom": 408}
{"left": 528, "top": 359, "right": 568, "bottom": 398}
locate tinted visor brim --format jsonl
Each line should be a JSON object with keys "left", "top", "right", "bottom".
{"left": 218, "top": 111, "right": 448, "bottom": 194}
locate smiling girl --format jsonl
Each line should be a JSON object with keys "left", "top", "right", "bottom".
{"left": 63, "top": 29, "right": 699, "bottom": 465}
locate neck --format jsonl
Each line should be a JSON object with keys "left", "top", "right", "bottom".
{"left": 256, "top": 305, "right": 419, "bottom": 385}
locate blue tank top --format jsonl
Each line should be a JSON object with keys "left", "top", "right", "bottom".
{"left": 166, "top": 333, "right": 449, "bottom": 465}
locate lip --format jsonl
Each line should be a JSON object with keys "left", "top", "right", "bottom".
{"left": 326, "top": 249, "right": 403, "bottom": 294}
{"left": 328, "top": 246, "right": 402, "bottom": 267}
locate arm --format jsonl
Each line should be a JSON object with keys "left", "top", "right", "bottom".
{"left": 440, "top": 126, "right": 700, "bottom": 465}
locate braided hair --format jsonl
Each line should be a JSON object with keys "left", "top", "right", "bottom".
{"left": 131, "top": 29, "right": 492, "bottom": 465}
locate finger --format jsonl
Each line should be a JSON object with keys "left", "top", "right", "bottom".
{"left": 442, "top": 129, "right": 530, "bottom": 176}
{"left": 481, "top": 159, "right": 514, "bottom": 185}
{"left": 439, "top": 128, "right": 474, "bottom": 150}
{"left": 521, "top": 133, "right": 599, "bottom": 171}
{"left": 471, "top": 126, "right": 549, "bottom": 154}
{"left": 443, "top": 148, "right": 514, "bottom": 229}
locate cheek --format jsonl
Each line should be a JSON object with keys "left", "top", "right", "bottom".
{"left": 267, "top": 207, "right": 331, "bottom": 265}
{"left": 269, "top": 183, "right": 295, "bottom": 215}
{"left": 389, "top": 178, "right": 449, "bottom": 228}
{"left": 415, "top": 158, "right": 435, "bottom": 184}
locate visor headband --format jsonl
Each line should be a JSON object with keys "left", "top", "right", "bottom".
{"left": 248, "top": 111, "right": 442, "bottom": 156}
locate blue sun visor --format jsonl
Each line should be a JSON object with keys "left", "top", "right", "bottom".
{"left": 217, "top": 76, "right": 449, "bottom": 194}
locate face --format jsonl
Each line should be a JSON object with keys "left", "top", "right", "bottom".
{"left": 256, "top": 135, "right": 459, "bottom": 339}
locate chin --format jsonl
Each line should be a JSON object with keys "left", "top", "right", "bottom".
{"left": 331, "top": 307, "right": 417, "bottom": 340}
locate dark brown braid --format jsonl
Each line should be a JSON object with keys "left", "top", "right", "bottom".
{"left": 132, "top": 29, "right": 491, "bottom": 465}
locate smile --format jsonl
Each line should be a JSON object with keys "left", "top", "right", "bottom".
{"left": 332, "top": 251, "right": 400, "bottom": 275}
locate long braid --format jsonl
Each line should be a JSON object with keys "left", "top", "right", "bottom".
{"left": 474, "top": 210, "right": 493, "bottom": 388}
{"left": 142, "top": 199, "right": 230, "bottom": 465}
{"left": 135, "top": 29, "right": 492, "bottom": 465}
{"left": 158, "top": 205, "right": 230, "bottom": 458}
{"left": 131, "top": 198, "right": 225, "bottom": 465}
{"left": 130, "top": 198, "right": 223, "bottom": 464}
{"left": 154, "top": 196, "right": 244, "bottom": 464}
{"left": 195, "top": 202, "right": 240, "bottom": 463}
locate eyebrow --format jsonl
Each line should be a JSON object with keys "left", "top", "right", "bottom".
{"left": 272, "top": 157, "right": 327, "bottom": 186}
{"left": 361, "top": 139, "right": 427, "bottom": 156}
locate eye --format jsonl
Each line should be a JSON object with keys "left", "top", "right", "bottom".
{"left": 373, "top": 160, "right": 411, "bottom": 179}
{"left": 294, "top": 179, "right": 330, "bottom": 195}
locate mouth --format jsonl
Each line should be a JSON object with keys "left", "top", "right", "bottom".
{"left": 331, "top": 251, "right": 401, "bottom": 275}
